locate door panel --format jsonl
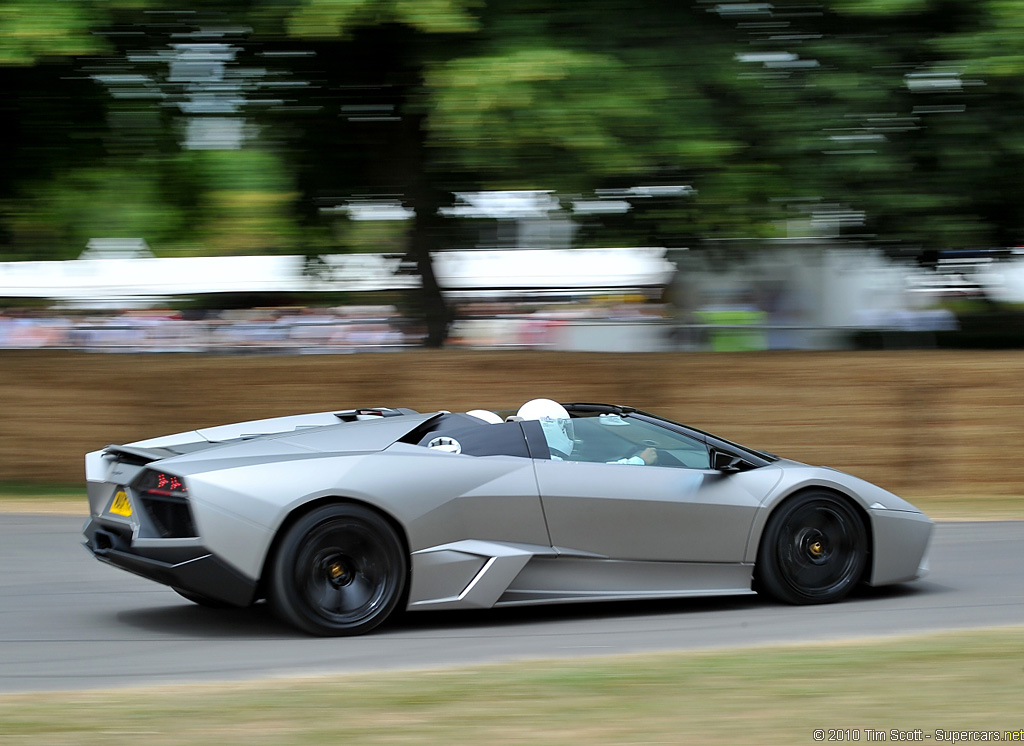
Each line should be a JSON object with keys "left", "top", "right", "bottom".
{"left": 535, "top": 460, "right": 782, "bottom": 563}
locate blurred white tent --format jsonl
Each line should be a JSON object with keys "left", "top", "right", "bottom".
{"left": 0, "top": 253, "right": 308, "bottom": 305}
{"left": 0, "top": 246, "right": 676, "bottom": 305}
{"left": 433, "top": 248, "right": 675, "bottom": 298}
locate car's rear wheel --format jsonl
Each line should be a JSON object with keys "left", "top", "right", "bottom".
{"left": 757, "top": 491, "right": 867, "bottom": 604}
{"left": 269, "top": 504, "right": 406, "bottom": 636}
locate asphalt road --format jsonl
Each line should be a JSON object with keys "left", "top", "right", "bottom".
{"left": 2, "top": 515, "right": 1022, "bottom": 693}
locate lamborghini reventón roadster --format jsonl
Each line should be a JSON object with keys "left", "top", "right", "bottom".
{"left": 83, "top": 402, "right": 932, "bottom": 636}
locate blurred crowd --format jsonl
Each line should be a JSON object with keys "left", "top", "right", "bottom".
{"left": 447, "top": 299, "right": 666, "bottom": 349}
{"left": 0, "top": 307, "right": 416, "bottom": 354}
{"left": 0, "top": 300, "right": 671, "bottom": 353}
{"left": 0, "top": 293, "right": 960, "bottom": 354}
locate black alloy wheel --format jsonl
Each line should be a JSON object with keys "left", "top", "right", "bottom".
{"left": 269, "top": 504, "right": 406, "bottom": 636}
{"left": 757, "top": 491, "right": 867, "bottom": 604}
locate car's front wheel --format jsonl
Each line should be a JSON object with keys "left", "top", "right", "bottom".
{"left": 269, "top": 504, "right": 406, "bottom": 636}
{"left": 757, "top": 491, "right": 867, "bottom": 604}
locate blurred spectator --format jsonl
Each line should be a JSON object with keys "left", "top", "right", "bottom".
{"left": 0, "top": 306, "right": 421, "bottom": 353}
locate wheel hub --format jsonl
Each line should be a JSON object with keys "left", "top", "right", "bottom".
{"left": 322, "top": 555, "right": 355, "bottom": 588}
{"left": 797, "top": 528, "right": 830, "bottom": 565}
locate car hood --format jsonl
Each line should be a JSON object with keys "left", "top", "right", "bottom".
{"left": 770, "top": 458, "right": 925, "bottom": 514}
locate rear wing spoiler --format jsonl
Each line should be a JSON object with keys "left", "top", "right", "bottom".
{"left": 102, "top": 444, "right": 175, "bottom": 465}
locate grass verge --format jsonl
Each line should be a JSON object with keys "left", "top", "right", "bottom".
{"left": 1, "top": 628, "right": 1022, "bottom": 745}
{"left": 0, "top": 482, "right": 82, "bottom": 499}
{"left": 902, "top": 493, "right": 1024, "bottom": 521}
{"left": 0, "top": 483, "right": 86, "bottom": 515}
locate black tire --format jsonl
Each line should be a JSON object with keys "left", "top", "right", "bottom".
{"left": 172, "top": 587, "right": 237, "bottom": 609}
{"left": 757, "top": 491, "right": 867, "bottom": 605}
{"left": 268, "top": 504, "right": 406, "bottom": 636}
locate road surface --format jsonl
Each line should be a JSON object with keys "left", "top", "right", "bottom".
{"left": 1, "top": 515, "right": 1021, "bottom": 692}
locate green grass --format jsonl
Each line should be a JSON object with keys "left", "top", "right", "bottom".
{"left": 0, "top": 482, "right": 85, "bottom": 513}
{"left": 2, "top": 628, "right": 1023, "bottom": 745}
{"left": 0, "top": 482, "right": 82, "bottom": 499}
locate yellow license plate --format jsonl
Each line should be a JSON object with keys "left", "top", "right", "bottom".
{"left": 109, "top": 490, "right": 133, "bottom": 517}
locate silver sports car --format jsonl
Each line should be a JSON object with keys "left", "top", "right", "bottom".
{"left": 83, "top": 400, "right": 933, "bottom": 636}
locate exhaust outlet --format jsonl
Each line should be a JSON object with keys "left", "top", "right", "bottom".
{"left": 92, "top": 529, "right": 117, "bottom": 554}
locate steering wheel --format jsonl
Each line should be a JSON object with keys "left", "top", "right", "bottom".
{"left": 625, "top": 440, "right": 660, "bottom": 465}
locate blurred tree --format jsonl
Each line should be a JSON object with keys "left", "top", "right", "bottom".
{"left": 275, "top": 1, "right": 750, "bottom": 343}
{"left": 0, "top": 0, "right": 107, "bottom": 65}
{"left": 6, "top": 0, "right": 1024, "bottom": 338}
{"left": 713, "top": 0, "right": 1024, "bottom": 252}
{"left": 928, "top": 0, "right": 1024, "bottom": 247}
{"left": 1, "top": 5, "right": 313, "bottom": 260}
{"left": 275, "top": 1, "right": 481, "bottom": 345}
{"left": 425, "top": 2, "right": 745, "bottom": 225}
{"left": 6, "top": 166, "right": 184, "bottom": 259}
{"left": 176, "top": 149, "right": 302, "bottom": 255}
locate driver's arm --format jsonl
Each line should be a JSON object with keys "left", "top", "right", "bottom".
{"left": 611, "top": 446, "right": 658, "bottom": 466}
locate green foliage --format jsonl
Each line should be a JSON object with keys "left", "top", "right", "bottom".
{"left": 3, "top": 148, "right": 305, "bottom": 259}
{"left": 0, "top": 0, "right": 158, "bottom": 65}
{"left": 0, "top": 1, "right": 104, "bottom": 65}
{"left": 6, "top": 165, "right": 183, "bottom": 259}
{"left": 332, "top": 218, "right": 410, "bottom": 254}
{"left": 286, "top": 0, "right": 478, "bottom": 37}
{"left": 933, "top": 0, "right": 1024, "bottom": 77}
{"left": 7, "top": 0, "right": 1024, "bottom": 277}
{"left": 829, "top": 0, "right": 932, "bottom": 14}
{"left": 175, "top": 149, "right": 303, "bottom": 255}
{"left": 426, "top": 46, "right": 670, "bottom": 186}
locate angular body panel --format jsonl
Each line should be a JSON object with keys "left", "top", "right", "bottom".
{"left": 536, "top": 460, "right": 782, "bottom": 562}
{"left": 501, "top": 557, "right": 756, "bottom": 605}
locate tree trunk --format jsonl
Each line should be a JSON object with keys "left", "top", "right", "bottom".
{"left": 400, "top": 89, "right": 453, "bottom": 347}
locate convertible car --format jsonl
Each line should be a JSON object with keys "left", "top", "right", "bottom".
{"left": 83, "top": 400, "right": 933, "bottom": 636}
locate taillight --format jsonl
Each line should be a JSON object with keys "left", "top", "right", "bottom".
{"left": 135, "top": 470, "right": 189, "bottom": 498}
{"left": 133, "top": 469, "right": 196, "bottom": 538}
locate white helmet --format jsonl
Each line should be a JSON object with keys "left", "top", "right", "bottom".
{"left": 466, "top": 409, "right": 503, "bottom": 424}
{"left": 517, "top": 398, "right": 574, "bottom": 458}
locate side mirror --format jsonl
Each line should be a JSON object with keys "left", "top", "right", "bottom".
{"left": 712, "top": 451, "right": 743, "bottom": 473}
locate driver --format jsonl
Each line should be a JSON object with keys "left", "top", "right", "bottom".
{"left": 517, "top": 399, "right": 657, "bottom": 465}
{"left": 517, "top": 399, "right": 575, "bottom": 459}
